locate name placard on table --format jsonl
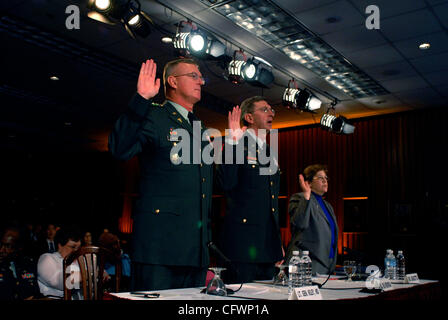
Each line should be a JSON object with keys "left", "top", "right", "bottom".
{"left": 289, "top": 286, "right": 323, "bottom": 300}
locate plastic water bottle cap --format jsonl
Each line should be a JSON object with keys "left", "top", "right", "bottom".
{"left": 398, "top": 250, "right": 403, "bottom": 254}
{"left": 292, "top": 250, "right": 299, "bottom": 255}
{"left": 303, "top": 251, "right": 309, "bottom": 255}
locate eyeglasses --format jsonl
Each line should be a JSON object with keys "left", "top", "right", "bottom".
{"left": 253, "top": 107, "right": 275, "bottom": 114}
{"left": 172, "top": 72, "right": 205, "bottom": 84}
{"left": 313, "top": 176, "right": 329, "bottom": 182}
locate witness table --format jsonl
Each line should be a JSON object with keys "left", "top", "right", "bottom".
{"left": 106, "top": 279, "right": 440, "bottom": 300}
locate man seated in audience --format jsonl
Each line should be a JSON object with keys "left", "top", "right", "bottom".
{"left": 37, "top": 227, "right": 82, "bottom": 299}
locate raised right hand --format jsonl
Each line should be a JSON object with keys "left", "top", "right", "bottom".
{"left": 227, "top": 105, "right": 247, "bottom": 142}
{"left": 298, "top": 174, "right": 311, "bottom": 200}
{"left": 137, "top": 59, "right": 160, "bottom": 100}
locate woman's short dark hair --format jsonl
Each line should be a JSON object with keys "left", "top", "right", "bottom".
{"left": 303, "top": 164, "right": 328, "bottom": 182}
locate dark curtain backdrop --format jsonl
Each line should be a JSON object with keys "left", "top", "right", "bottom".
{"left": 276, "top": 106, "right": 448, "bottom": 279}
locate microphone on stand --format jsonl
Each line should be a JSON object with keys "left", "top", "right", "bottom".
{"left": 208, "top": 242, "right": 231, "bottom": 264}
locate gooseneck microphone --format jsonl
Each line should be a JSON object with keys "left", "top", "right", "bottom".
{"left": 207, "top": 242, "right": 231, "bottom": 264}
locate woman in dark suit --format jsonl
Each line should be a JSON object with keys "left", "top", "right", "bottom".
{"left": 286, "top": 164, "right": 338, "bottom": 275}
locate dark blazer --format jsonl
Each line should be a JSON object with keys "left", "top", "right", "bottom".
{"left": 108, "top": 94, "right": 213, "bottom": 268}
{"left": 286, "top": 192, "right": 338, "bottom": 275}
{"left": 217, "top": 134, "right": 283, "bottom": 264}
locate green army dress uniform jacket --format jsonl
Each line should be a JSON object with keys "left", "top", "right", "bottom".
{"left": 109, "top": 93, "right": 213, "bottom": 268}
{"left": 217, "top": 134, "right": 283, "bottom": 264}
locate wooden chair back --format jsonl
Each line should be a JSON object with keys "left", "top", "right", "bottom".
{"left": 63, "top": 246, "right": 105, "bottom": 300}
{"left": 63, "top": 246, "right": 122, "bottom": 300}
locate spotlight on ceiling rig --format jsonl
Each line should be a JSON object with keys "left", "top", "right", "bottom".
{"left": 320, "top": 102, "right": 355, "bottom": 134}
{"left": 87, "top": 0, "right": 153, "bottom": 38}
{"left": 227, "top": 50, "right": 247, "bottom": 84}
{"left": 283, "top": 81, "right": 322, "bottom": 112}
{"left": 240, "top": 56, "right": 274, "bottom": 88}
{"left": 173, "top": 21, "right": 226, "bottom": 59}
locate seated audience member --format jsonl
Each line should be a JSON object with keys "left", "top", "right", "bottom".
{"left": 0, "top": 226, "right": 41, "bottom": 300}
{"left": 286, "top": 164, "right": 338, "bottom": 275}
{"left": 37, "top": 222, "right": 59, "bottom": 257}
{"left": 37, "top": 227, "right": 82, "bottom": 299}
{"left": 81, "top": 231, "right": 93, "bottom": 247}
{"left": 98, "top": 232, "right": 131, "bottom": 291}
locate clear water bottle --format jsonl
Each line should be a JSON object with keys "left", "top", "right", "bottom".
{"left": 288, "top": 251, "right": 301, "bottom": 295}
{"left": 301, "top": 251, "right": 313, "bottom": 286}
{"left": 396, "top": 250, "right": 406, "bottom": 281}
{"left": 384, "top": 249, "right": 397, "bottom": 280}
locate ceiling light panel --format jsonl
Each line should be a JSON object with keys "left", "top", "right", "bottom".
{"left": 205, "top": 0, "right": 388, "bottom": 99}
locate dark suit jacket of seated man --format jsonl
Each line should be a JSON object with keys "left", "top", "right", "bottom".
{"left": 109, "top": 58, "right": 213, "bottom": 291}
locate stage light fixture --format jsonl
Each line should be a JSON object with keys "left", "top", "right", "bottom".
{"left": 282, "top": 84, "right": 322, "bottom": 112}
{"left": 173, "top": 26, "right": 226, "bottom": 59}
{"left": 122, "top": 1, "right": 153, "bottom": 39}
{"left": 227, "top": 50, "right": 247, "bottom": 84}
{"left": 240, "top": 57, "right": 274, "bottom": 88}
{"left": 320, "top": 113, "right": 355, "bottom": 134}
{"left": 95, "top": 0, "right": 111, "bottom": 11}
{"left": 87, "top": 0, "right": 152, "bottom": 38}
{"left": 87, "top": 0, "right": 121, "bottom": 24}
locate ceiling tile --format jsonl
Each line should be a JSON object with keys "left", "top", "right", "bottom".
{"left": 342, "top": 44, "right": 403, "bottom": 68}
{"left": 426, "top": 0, "right": 448, "bottom": 6}
{"left": 410, "top": 52, "right": 448, "bottom": 74}
{"left": 293, "top": 0, "right": 365, "bottom": 35}
{"left": 395, "top": 87, "right": 445, "bottom": 108}
{"left": 379, "top": 9, "right": 442, "bottom": 42}
{"left": 393, "top": 31, "right": 448, "bottom": 59}
{"left": 273, "top": 0, "right": 340, "bottom": 14}
{"left": 381, "top": 76, "right": 430, "bottom": 93}
{"left": 350, "top": 0, "right": 426, "bottom": 19}
{"left": 432, "top": 2, "right": 448, "bottom": 28}
{"left": 434, "top": 85, "right": 448, "bottom": 97}
{"left": 321, "top": 25, "right": 386, "bottom": 53}
{"left": 423, "top": 71, "right": 448, "bottom": 87}
{"left": 364, "top": 61, "right": 419, "bottom": 81}
{"left": 356, "top": 94, "right": 409, "bottom": 109}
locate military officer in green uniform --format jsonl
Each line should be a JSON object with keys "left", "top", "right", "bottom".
{"left": 109, "top": 58, "right": 213, "bottom": 290}
{"left": 217, "top": 96, "right": 284, "bottom": 284}
{"left": 0, "top": 227, "right": 40, "bottom": 300}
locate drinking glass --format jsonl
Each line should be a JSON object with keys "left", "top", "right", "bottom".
{"left": 273, "top": 264, "right": 288, "bottom": 286}
{"left": 206, "top": 267, "right": 227, "bottom": 296}
{"left": 343, "top": 261, "right": 356, "bottom": 281}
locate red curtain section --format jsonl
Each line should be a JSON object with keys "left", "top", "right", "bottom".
{"left": 118, "top": 157, "right": 139, "bottom": 234}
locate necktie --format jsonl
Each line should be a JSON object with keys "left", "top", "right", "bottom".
{"left": 188, "top": 112, "right": 199, "bottom": 125}
{"left": 49, "top": 241, "right": 55, "bottom": 253}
